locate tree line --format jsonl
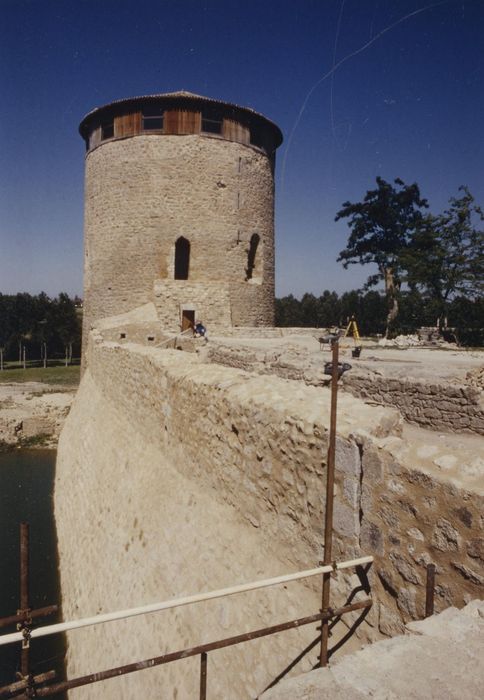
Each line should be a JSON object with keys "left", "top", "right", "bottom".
{"left": 275, "top": 290, "right": 483, "bottom": 345}
{"left": 0, "top": 293, "right": 82, "bottom": 368}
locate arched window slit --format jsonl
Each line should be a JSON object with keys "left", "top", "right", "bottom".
{"left": 175, "top": 237, "right": 190, "bottom": 280}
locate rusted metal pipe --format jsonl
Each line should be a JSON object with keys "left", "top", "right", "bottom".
{"left": 0, "top": 606, "right": 58, "bottom": 630}
{"left": 0, "top": 671, "right": 56, "bottom": 697}
{"left": 425, "top": 563, "right": 436, "bottom": 618}
{"left": 199, "top": 652, "right": 207, "bottom": 700}
{"left": 29, "top": 599, "right": 372, "bottom": 697}
{"left": 19, "top": 522, "right": 30, "bottom": 679}
{"left": 320, "top": 341, "right": 339, "bottom": 667}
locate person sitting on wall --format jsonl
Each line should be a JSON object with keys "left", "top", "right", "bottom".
{"left": 194, "top": 321, "right": 207, "bottom": 340}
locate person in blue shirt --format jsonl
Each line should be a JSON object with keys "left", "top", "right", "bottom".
{"left": 194, "top": 321, "right": 207, "bottom": 339}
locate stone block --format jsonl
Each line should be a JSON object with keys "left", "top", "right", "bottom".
{"left": 431, "top": 518, "right": 461, "bottom": 552}
{"left": 360, "top": 520, "right": 384, "bottom": 556}
{"left": 378, "top": 602, "right": 405, "bottom": 636}
{"left": 335, "top": 437, "right": 360, "bottom": 477}
{"left": 21, "top": 416, "right": 55, "bottom": 438}
{"left": 390, "top": 552, "right": 422, "bottom": 585}
{"left": 361, "top": 448, "right": 384, "bottom": 483}
{"left": 451, "top": 562, "right": 484, "bottom": 586}
{"left": 407, "top": 527, "right": 424, "bottom": 541}
{"left": 333, "top": 500, "right": 359, "bottom": 540}
{"left": 467, "top": 538, "right": 484, "bottom": 561}
{"left": 397, "top": 585, "right": 417, "bottom": 618}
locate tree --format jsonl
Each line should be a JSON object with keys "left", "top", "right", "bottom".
{"left": 51, "top": 293, "right": 80, "bottom": 365}
{"left": 402, "top": 187, "right": 484, "bottom": 320}
{"left": 336, "top": 177, "right": 428, "bottom": 336}
{"left": 275, "top": 295, "right": 303, "bottom": 327}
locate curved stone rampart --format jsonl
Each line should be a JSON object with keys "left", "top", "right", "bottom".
{"left": 54, "top": 332, "right": 483, "bottom": 697}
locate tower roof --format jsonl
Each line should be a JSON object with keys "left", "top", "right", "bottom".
{"left": 79, "top": 90, "right": 283, "bottom": 147}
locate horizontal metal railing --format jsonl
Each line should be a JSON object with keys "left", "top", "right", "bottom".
{"left": 0, "top": 556, "right": 373, "bottom": 699}
{"left": 0, "top": 556, "right": 373, "bottom": 647}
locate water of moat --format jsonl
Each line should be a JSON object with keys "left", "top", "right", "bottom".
{"left": 0, "top": 449, "right": 66, "bottom": 693}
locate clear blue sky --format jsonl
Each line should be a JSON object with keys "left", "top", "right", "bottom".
{"left": 0, "top": 0, "right": 482, "bottom": 299}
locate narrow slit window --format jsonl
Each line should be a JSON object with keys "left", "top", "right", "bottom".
{"left": 246, "top": 233, "right": 260, "bottom": 280}
{"left": 101, "top": 121, "right": 114, "bottom": 140}
{"left": 250, "top": 127, "right": 264, "bottom": 150}
{"left": 174, "top": 237, "right": 190, "bottom": 280}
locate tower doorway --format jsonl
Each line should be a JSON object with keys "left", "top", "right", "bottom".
{"left": 181, "top": 309, "right": 195, "bottom": 332}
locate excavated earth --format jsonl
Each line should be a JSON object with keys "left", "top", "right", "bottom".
{"left": 0, "top": 382, "right": 75, "bottom": 449}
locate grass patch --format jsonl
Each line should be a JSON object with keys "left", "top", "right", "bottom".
{"left": 18, "top": 433, "right": 52, "bottom": 448}
{"left": 0, "top": 365, "right": 80, "bottom": 387}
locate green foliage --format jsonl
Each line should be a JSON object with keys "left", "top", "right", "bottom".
{"left": 336, "top": 177, "right": 428, "bottom": 290}
{"left": 0, "top": 292, "right": 82, "bottom": 363}
{"left": 0, "top": 364, "right": 80, "bottom": 385}
{"left": 402, "top": 187, "right": 484, "bottom": 314}
{"left": 19, "top": 433, "right": 51, "bottom": 448}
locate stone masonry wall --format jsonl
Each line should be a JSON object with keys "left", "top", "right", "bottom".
{"left": 154, "top": 279, "right": 232, "bottom": 332}
{"left": 56, "top": 334, "right": 395, "bottom": 699}
{"left": 85, "top": 333, "right": 394, "bottom": 564}
{"left": 82, "top": 134, "right": 275, "bottom": 356}
{"left": 55, "top": 333, "right": 483, "bottom": 697}
{"left": 343, "top": 373, "right": 484, "bottom": 435}
{"left": 359, "top": 437, "right": 484, "bottom": 635}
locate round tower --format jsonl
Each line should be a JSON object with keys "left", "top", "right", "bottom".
{"left": 79, "top": 91, "right": 283, "bottom": 344}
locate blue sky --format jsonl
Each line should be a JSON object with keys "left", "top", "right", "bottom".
{"left": 0, "top": 0, "right": 482, "bottom": 299}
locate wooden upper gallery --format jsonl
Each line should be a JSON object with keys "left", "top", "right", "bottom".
{"left": 79, "top": 90, "right": 283, "bottom": 156}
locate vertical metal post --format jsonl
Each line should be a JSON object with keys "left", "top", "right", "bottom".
{"left": 320, "top": 341, "right": 339, "bottom": 667}
{"left": 425, "top": 563, "right": 436, "bottom": 618}
{"left": 199, "top": 652, "right": 207, "bottom": 700}
{"left": 19, "top": 522, "right": 30, "bottom": 679}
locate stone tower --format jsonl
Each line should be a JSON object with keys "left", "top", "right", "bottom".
{"left": 79, "top": 91, "right": 283, "bottom": 343}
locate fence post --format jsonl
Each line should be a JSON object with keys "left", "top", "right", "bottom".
{"left": 19, "top": 522, "right": 31, "bottom": 680}
{"left": 320, "top": 340, "right": 339, "bottom": 667}
{"left": 199, "top": 652, "right": 207, "bottom": 699}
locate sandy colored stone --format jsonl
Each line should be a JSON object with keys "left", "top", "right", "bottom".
{"left": 262, "top": 602, "right": 484, "bottom": 699}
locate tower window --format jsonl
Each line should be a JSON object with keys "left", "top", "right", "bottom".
{"left": 250, "top": 127, "right": 264, "bottom": 150}
{"left": 246, "top": 233, "right": 260, "bottom": 280}
{"left": 101, "top": 121, "right": 114, "bottom": 140}
{"left": 142, "top": 106, "right": 164, "bottom": 131}
{"left": 174, "top": 237, "right": 190, "bottom": 280}
{"left": 202, "top": 113, "right": 222, "bottom": 134}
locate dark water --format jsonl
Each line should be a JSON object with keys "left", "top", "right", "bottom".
{"left": 0, "top": 449, "right": 66, "bottom": 692}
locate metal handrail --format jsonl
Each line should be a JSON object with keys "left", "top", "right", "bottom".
{"left": 0, "top": 556, "right": 373, "bottom": 647}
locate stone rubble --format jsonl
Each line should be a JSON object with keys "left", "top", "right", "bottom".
{"left": 0, "top": 382, "right": 74, "bottom": 448}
